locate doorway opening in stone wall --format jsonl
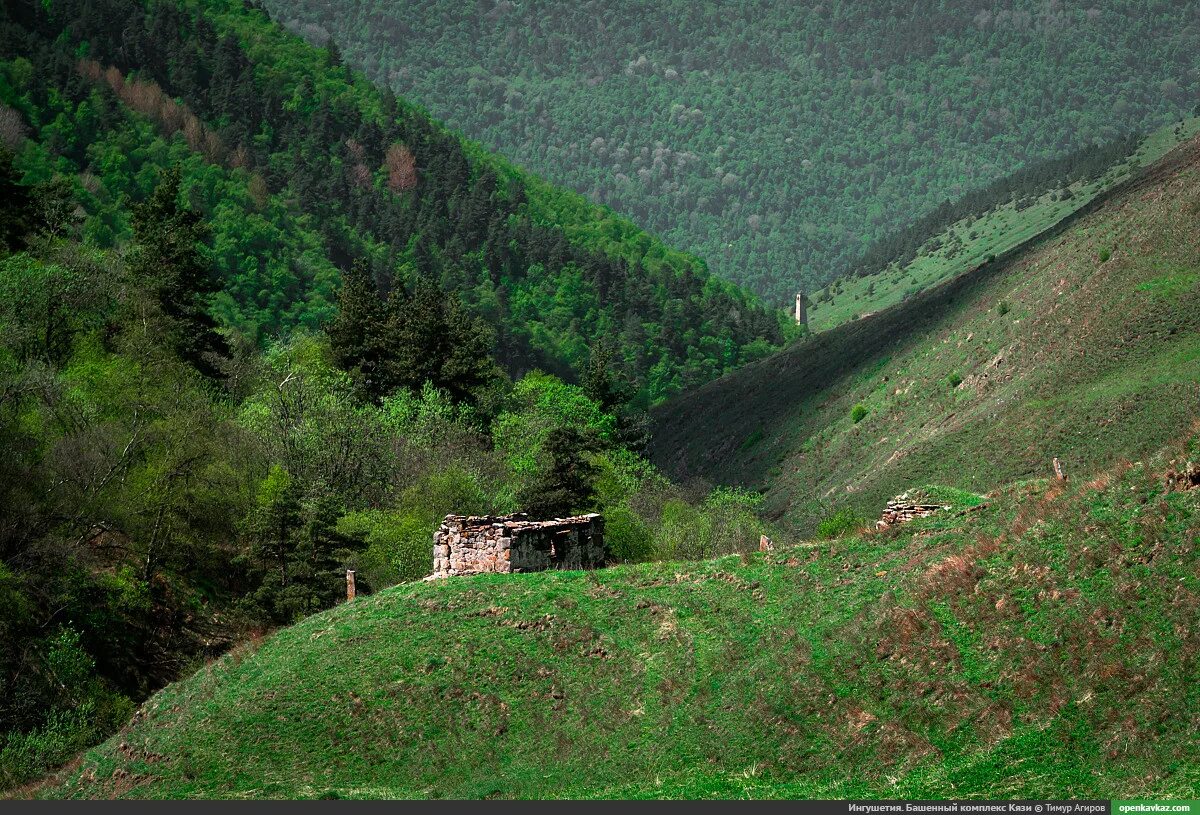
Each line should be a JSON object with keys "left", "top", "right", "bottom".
{"left": 549, "top": 530, "right": 570, "bottom": 568}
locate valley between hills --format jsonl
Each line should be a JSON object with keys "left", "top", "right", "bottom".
{"left": 1, "top": 0, "right": 1198, "bottom": 801}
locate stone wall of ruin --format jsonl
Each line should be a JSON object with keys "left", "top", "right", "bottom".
{"left": 432, "top": 513, "right": 606, "bottom": 578}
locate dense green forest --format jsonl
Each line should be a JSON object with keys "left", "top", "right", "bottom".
{"left": 0, "top": 0, "right": 786, "bottom": 407}
{"left": 4, "top": 0, "right": 1199, "bottom": 800}
{"left": 10, "top": 125, "right": 1200, "bottom": 799}
{"left": 0, "top": 0, "right": 782, "bottom": 790}
{"left": 265, "top": 0, "right": 1200, "bottom": 302}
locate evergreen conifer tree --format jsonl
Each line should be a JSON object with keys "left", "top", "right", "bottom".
{"left": 518, "top": 426, "right": 600, "bottom": 519}
{"left": 0, "top": 149, "right": 33, "bottom": 253}
{"left": 128, "top": 167, "right": 230, "bottom": 380}
{"left": 328, "top": 258, "right": 385, "bottom": 394}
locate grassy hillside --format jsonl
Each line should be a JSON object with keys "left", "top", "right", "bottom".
{"left": 651, "top": 132, "right": 1200, "bottom": 532}
{"left": 30, "top": 440, "right": 1200, "bottom": 799}
{"left": 809, "top": 116, "right": 1200, "bottom": 332}
{"left": 262, "top": 0, "right": 1200, "bottom": 301}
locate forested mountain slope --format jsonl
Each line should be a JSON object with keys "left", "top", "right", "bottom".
{"left": 264, "top": 0, "right": 1200, "bottom": 301}
{"left": 0, "top": 0, "right": 787, "bottom": 791}
{"left": 651, "top": 133, "right": 1200, "bottom": 531}
{"left": 0, "top": 0, "right": 784, "bottom": 405}
{"left": 32, "top": 440, "right": 1200, "bottom": 799}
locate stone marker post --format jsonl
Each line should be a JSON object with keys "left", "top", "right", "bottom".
{"left": 1053, "top": 457, "right": 1067, "bottom": 482}
{"left": 346, "top": 569, "right": 356, "bottom": 602}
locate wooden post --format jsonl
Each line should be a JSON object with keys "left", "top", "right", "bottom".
{"left": 1052, "top": 457, "right": 1067, "bottom": 482}
{"left": 346, "top": 569, "right": 356, "bottom": 602}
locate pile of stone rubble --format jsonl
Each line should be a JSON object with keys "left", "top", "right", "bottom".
{"left": 876, "top": 493, "right": 951, "bottom": 530}
{"left": 1166, "top": 461, "right": 1200, "bottom": 492}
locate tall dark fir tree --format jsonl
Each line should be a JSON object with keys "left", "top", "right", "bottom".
{"left": 0, "top": 149, "right": 33, "bottom": 253}
{"left": 518, "top": 426, "right": 601, "bottom": 520}
{"left": 328, "top": 257, "right": 386, "bottom": 396}
{"left": 128, "top": 167, "right": 230, "bottom": 381}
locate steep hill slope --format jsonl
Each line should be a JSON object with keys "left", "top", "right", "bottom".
{"left": 810, "top": 116, "right": 1200, "bottom": 332}
{"left": 651, "top": 134, "right": 1200, "bottom": 530}
{"left": 263, "top": 0, "right": 1200, "bottom": 300}
{"left": 0, "top": 0, "right": 783, "bottom": 403}
{"left": 31, "top": 443, "right": 1200, "bottom": 799}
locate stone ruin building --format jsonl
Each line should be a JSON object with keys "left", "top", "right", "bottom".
{"left": 431, "top": 513, "right": 606, "bottom": 578}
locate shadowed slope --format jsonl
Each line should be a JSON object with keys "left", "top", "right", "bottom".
{"left": 651, "top": 136, "right": 1200, "bottom": 531}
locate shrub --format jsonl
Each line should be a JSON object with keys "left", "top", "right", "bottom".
{"left": 338, "top": 509, "right": 431, "bottom": 587}
{"left": 740, "top": 427, "right": 765, "bottom": 450}
{"left": 655, "top": 498, "right": 713, "bottom": 561}
{"left": 817, "top": 506, "right": 867, "bottom": 539}
{"left": 947, "top": 372, "right": 963, "bottom": 388}
{"left": 593, "top": 448, "right": 667, "bottom": 509}
{"left": 339, "top": 466, "right": 495, "bottom": 586}
{"left": 850, "top": 404, "right": 868, "bottom": 423}
{"left": 605, "top": 505, "right": 655, "bottom": 562}
{"left": 997, "top": 300, "right": 1010, "bottom": 316}
{"left": 1, "top": 706, "right": 100, "bottom": 790}
{"left": 0, "top": 629, "right": 134, "bottom": 791}
{"left": 703, "top": 487, "right": 767, "bottom": 556}
{"left": 1098, "top": 246, "right": 1111, "bottom": 263}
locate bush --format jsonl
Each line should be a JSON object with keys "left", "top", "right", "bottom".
{"left": 703, "top": 487, "right": 767, "bottom": 556}
{"left": 997, "top": 300, "right": 1010, "bottom": 316}
{"left": 654, "top": 499, "right": 713, "bottom": 561}
{"left": 642, "top": 487, "right": 766, "bottom": 562}
{"left": 947, "top": 372, "right": 963, "bottom": 388}
{"left": 1098, "top": 246, "right": 1111, "bottom": 263}
{"left": 338, "top": 510, "right": 431, "bottom": 587}
{"left": 339, "top": 466, "right": 496, "bottom": 586}
{"left": 0, "top": 629, "right": 134, "bottom": 791}
{"left": 850, "top": 404, "right": 868, "bottom": 423}
{"left": 1, "top": 707, "right": 99, "bottom": 791}
{"left": 605, "top": 505, "right": 655, "bottom": 562}
{"left": 817, "top": 506, "right": 867, "bottom": 539}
